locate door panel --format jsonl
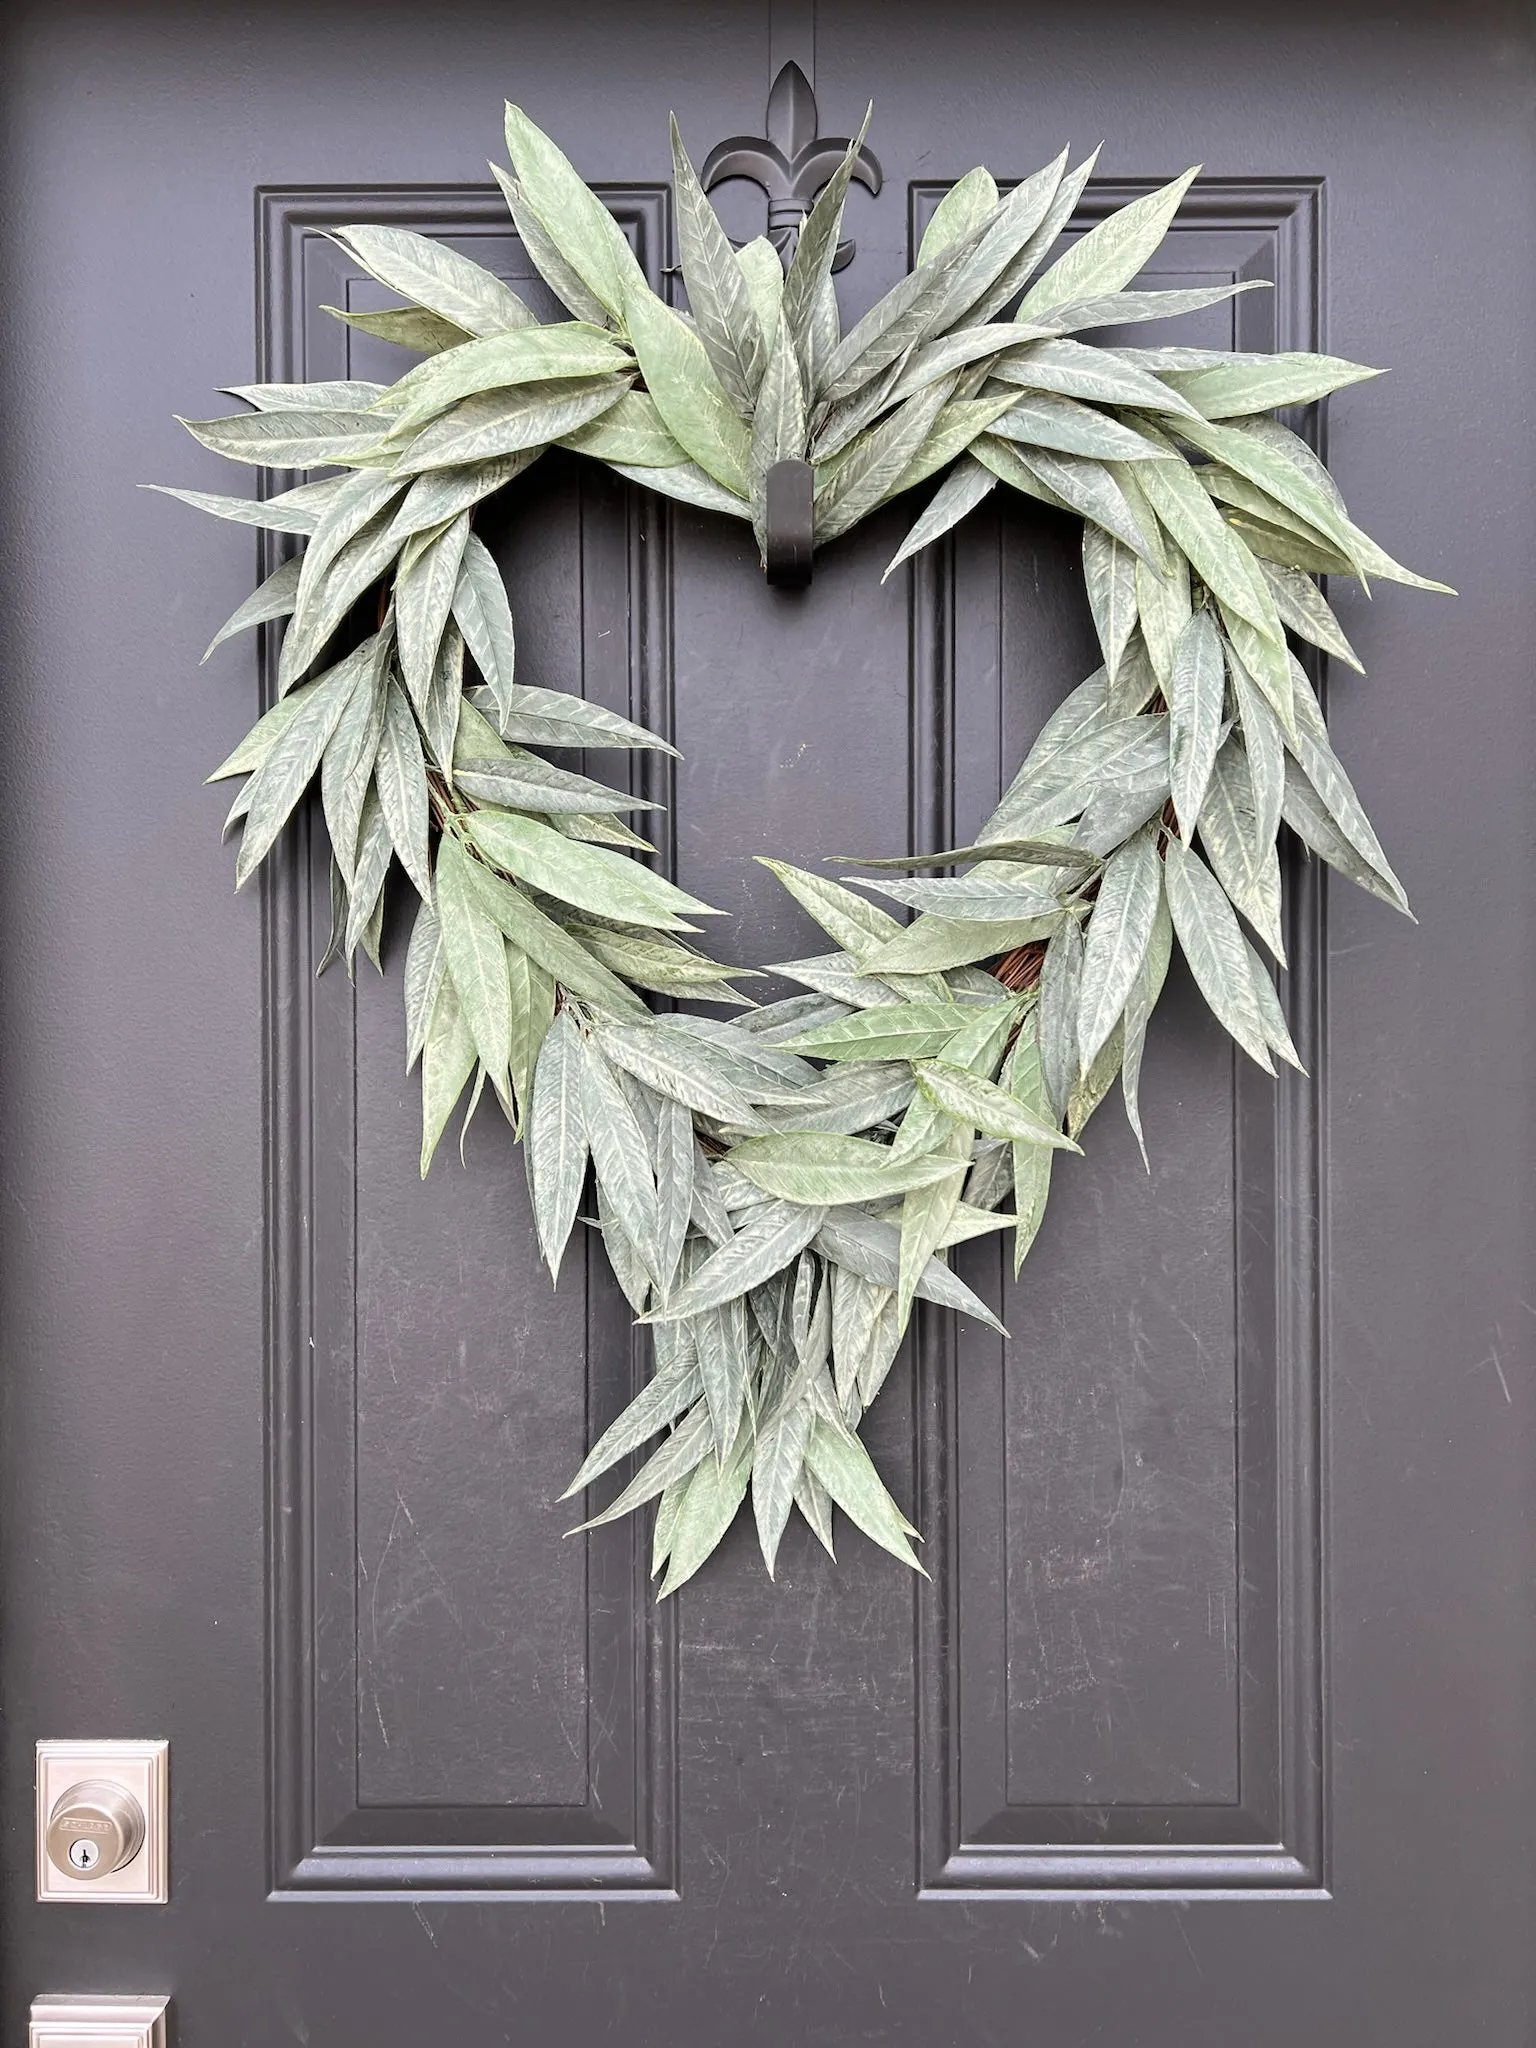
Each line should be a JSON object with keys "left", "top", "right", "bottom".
{"left": 2, "top": 3, "right": 1532, "bottom": 2042}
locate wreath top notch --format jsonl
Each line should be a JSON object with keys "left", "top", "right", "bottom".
{"left": 155, "top": 96, "right": 1449, "bottom": 1595}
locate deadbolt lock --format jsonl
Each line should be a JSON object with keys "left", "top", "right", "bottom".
{"left": 35, "top": 1742, "right": 168, "bottom": 1904}
{"left": 46, "top": 1781, "right": 145, "bottom": 1880}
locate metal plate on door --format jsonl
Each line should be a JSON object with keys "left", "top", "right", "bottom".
{"left": 35, "top": 1742, "right": 168, "bottom": 1904}
{"left": 29, "top": 1996, "right": 168, "bottom": 2048}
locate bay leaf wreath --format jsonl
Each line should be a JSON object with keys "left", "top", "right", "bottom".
{"left": 156, "top": 101, "right": 1449, "bottom": 1595}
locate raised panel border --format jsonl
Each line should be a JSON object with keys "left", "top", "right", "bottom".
{"left": 909, "top": 176, "right": 1331, "bottom": 1899}
{"left": 257, "top": 183, "right": 681, "bottom": 1900}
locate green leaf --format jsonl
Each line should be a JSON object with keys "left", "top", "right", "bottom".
{"left": 562, "top": 1352, "right": 702, "bottom": 1498}
{"left": 758, "top": 856, "right": 901, "bottom": 956}
{"left": 1002, "top": 1022, "right": 1055, "bottom": 1273}
{"left": 725, "top": 1133, "right": 972, "bottom": 1207}
{"left": 374, "top": 676, "right": 432, "bottom": 897}
{"left": 852, "top": 871, "right": 1062, "bottom": 920}
{"left": 781, "top": 111, "right": 872, "bottom": 377}
{"left": 392, "top": 376, "right": 628, "bottom": 473}
{"left": 146, "top": 477, "right": 344, "bottom": 535}
{"left": 919, "top": 167, "right": 999, "bottom": 264}
{"left": 886, "top": 395, "right": 1018, "bottom": 500}
{"left": 1077, "top": 825, "right": 1162, "bottom": 1067}
{"left": 382, "top": 323, "right": 632, "bottom": 430}
{"left": 957, "top": 147, "right": 1080, "bottom": 323}
{"left": 579, "top": 1035, "right": 661, "bottom": 1280}
{"left": 1160, "top": 351, "right": 1382, "bottom": 419}
{"left": 752, "top": 1401, "right": 814, "bottom": 1576}
{"left": 736, "top": 236, "right": 785, "bottom": 350}
{"left": 233, "top": 647, "right": 366, "bottom": 885}
{"left": 1224, "top": 641, "right": 1286, "bottom": 851}
{"left": 418, "top": 974, "right": 478, "bottom": 1175}
{"left": 605, "top": 460, "right": 753, "bottom": 519}
{"left": 991, "top": 336, "right": 1203, "bottom": 419}
{"left": 568, "top": 1401, "right": 713, "bottom": 1534}
{"left": 1027, "top": 281, "right": 1265, "bottom": 338}
{"left": 594, "top": 1019, "right": 762, "bottom": 1125}
{"left": 330, "top": 224, "right": 534, "bottom": 336}
{"left": 458, "top": 858, "right": 650, "bottom": 1016}
{"left": 883, "top": 455, "right": 997, "bottom": 580}
{"left": 1121, "top": 881, "right": 1173, "bottom": 1167}
{"left": 657, "top": 1423, "right": 754, "bottom": 1597}
{"left": 404, "top": 898, "right": 445, "bottom": 1072}
{"left": 840, "top": 832, "right": 1096, "bottom": 873}
{"left": 1082, "top": 525, "right": 1139, "bottom": 684}
{"left": 814, "top": 383, "right": 955, "bottom": 542}
{"left": 1245, "top": 938, "right": 1305, "bottom": 1072}
{"left": 1219, "top": 601, "right": 1296, "bottom": 738}
{"left": 343, "top": 783, "right": 392, "bottom": 965}
{"left": 992, "top": 392, "right": 1174, "bottom": 464}
{"left": 1162, "top": 836, "right": 1274, "bottom": 1070}
{"left": 1036, "top": 913, "right": 1084, "bottom": 1122}
{"left": 652, "top": 1094, "right": 695, "bottom": 1298}
{"left": 817, "top": 208, "right": 999, "bottom": 405}
{"left": 859, "top": 914, "right": 1059, "bottom": 975}
{"left": 812, "top": 1210, "right": 1006, "bottom": 1334}
{"left": 464, "top": 809, "right": 716, "bottom": 929}
{"left": 1282, "top": 676, "right": 1410, "bottom": 912}
{"left": 489, "top": 164, "right": 611, "bottom": 325}
{"left": 622, "top": 278, "right": 752, "bottom": 495}
{"left": 396, "top": 511, "right": 470, "bottom": 715}
{"left": 976, "top": 437, "right": 1160, "bottom": 564}
{"left": 1134, "top": 545, "right": 1190, "bottom": 690}
{"left": 1259, "top": 560, "right": 1363, "bottom": 672}
{"left": 526, "top": 1009, "right": 589, "bottom": 1279}
{"left": 201, "top": 553, "right": 301, "bottom": 660}
{"left": 669, "top": 115, "right": 767, "bottom": 416}
{"left": 325, "top": 303, "right": 474, "bottom": 356}
{"left": 1019, "top": 167, "right": 1199, "bottom": 319}
{"left": 177, "top": 408, "right": 383, "bottom": 468}
{"left": 646, "top": 1200, "right": 825, "bottom": 1322}
{"left": 559, "top": 389, "right": 689, "bottom": 467}
{"left": 449, "top": 532, "right": 518, "bottom": 718}
{"left": 804, "top": 1421, "right": 924, "bottom": 1573}
{"left": 774, "top": 1002, "right": 967, "bottom": 1064}
{"left": 572, "top": 925, "right": 755, "bottom": 996}
{"left": 1168, "top": 608, "right": 1225, "bottom": 833}
{"left": 1198, "top": 739, "right": 1284, "bottom": 960}
{"left": 222, "top": 377, "right": 398, "bottom": 418}
{"left": 502, "top": 104, "right": 649, "bottom": 318}
{"left": 506, "top": 946, "right": 556, "bottom": 1117}
{"left": 474, "top": 681, "right": 678, "bottom": 755}
{"left": 915, "top": 1062, "right": 1080, "bottom": 1149}
{"left": 1133, "top": 454, "right": 1281, "bottom": 641}
{"left": 455, "top": 751, "right": 654, "bottom": 816}
{"left": 435, "top": 832, "right": 514, "bottom": 1084}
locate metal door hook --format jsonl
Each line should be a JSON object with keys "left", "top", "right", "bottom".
{"left": 764, "top": 460, "right": 814, "bottom": 587}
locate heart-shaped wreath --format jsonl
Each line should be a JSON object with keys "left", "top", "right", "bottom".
{"left": 156, "top": 99, "right": 1449, "bottom": 1595}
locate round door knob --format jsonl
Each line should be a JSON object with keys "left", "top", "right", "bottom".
{"left": 45, "top": 1779, "right": 146, "bottom": 1880}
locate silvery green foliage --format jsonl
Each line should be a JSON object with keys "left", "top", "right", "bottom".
{"left": 162, "top": 97, "right": 1448, "bottom": 1595}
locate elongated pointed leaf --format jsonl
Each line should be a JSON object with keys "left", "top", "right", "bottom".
{"left": 234, "top": 649, "right": 366, "bottom": 885}
{"left": 418, "top": 974, "right": 478, "bottom": 1174}
{"left": 1199, "top": 739, "right": 1284, "bottom": 959}
{"left": 670, "top": 115, "right": 767, "bottom": 415}
{"left": 465, "top": 809, "right": 715, "bottom": 929}
{"left": 435, "top": 832, "right": 514, "bottom": 1083}
{"left": 1019, "top": 167, "right": 1199, "bottom": 319}
{"left": 502, "top": 104, "right": 648, "bottom": 318}
{"left": 804, "top": 1421, "right": 924, "bottom": 1572}
{"left": 579, "top": 1036, "right": 661, "bottom": 1280}
{"left": 331, "top": 223, "right": 533, "bottom": 336}
{"left": 1162, "top": 835, "right": 1274, "bottom": 1070}
{"left": 1077, "top": 825, "right": 1162, "bottom": 1067}
{"left": 646, "top": 1200, "right": 825, "bottom": 1324}
{"left": 884, "top": 455, "right": 997, "bottom": 580}
{"left": 526, "top": 1009, "right": 589, "bottom": 1279}
{"left": 774, "top": 1002, "right": 967, "bottom": 1064}
{"left": 916, "top": 1061, "right": 1080, "bottom": 1148}
{"left": 622, "top": 278, "right": 752, "bottom": 494}
{"left": 1168, "top": 608, "right": 1225, "bottom": 834}
{"left": 563, "top": 1355, "right": 703, "bottom": 1498}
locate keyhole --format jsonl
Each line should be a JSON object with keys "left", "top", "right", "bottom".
{"left": 67, "top": 1837, "right": 100, "bottom": 1873}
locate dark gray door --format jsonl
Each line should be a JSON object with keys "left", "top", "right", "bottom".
{"left": 3, "top": 3, "right": 1532, "bottom": 2041}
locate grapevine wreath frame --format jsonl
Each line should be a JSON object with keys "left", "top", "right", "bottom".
{"left": 156, "top": 98, "right": 1449, "bottom": 1595}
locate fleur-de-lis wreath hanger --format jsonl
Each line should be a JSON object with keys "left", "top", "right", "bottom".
{"left": 701, "top": 60, "right": 883, "bottom": 272}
